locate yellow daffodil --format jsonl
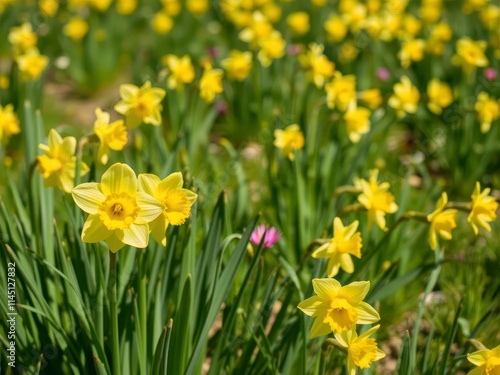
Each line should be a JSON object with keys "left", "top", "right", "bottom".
{"left": 360, "top": 88, "right": 382, "bottom": 110}
{"left": 343, "top": 103, "right": 371, "bottom": 143}
{"left": 399, "top": 14, "right": 421, "bottom": 39}
{"left": 114, "top": 81, "right": 166, "bottom": 128}
{"left": 93, "top": 108, "right": 128, "bottom": 165}
{"left": 427, "top": 23, "right": 452, "bottom": 55}
{"left": 88, "top": 0, "right": 112, "bottom": 12}
{"left": 467, "top": 344, "right": 500, "bottom": 375}
{"left": 0, "top": 104, "right": 20, "bottom": 144}
{"left": 257, "top": 30, "right": 286, "bottom": 67}
{"left": 355, "top": 169, "right": 398, "bottom": 231}
{"left": 388, "top": 76, "right": 420, "bottom": 118}
{"left": 287, "top": 12, "right": 310, "bottom": 36}
{"left": 221, "top": 50, "right": 253, "bottom": 81}
{"left": 324, "top": 15, "right": 348, "bottom": 42}
{"left": 427, "top": 79, "right": 453, "bottom": 115}
{"left": 39, "top": 0, "right": 58, "bottom": 17}
{"left": 335, "top": 325, "right": 386, "bottom": 375}
{"left": 199, "top": 64, "right": 224, "bottom": 103}
{"left": 452, "top": 38, "right": 489, "bottom": 72}
{"left": 427, "top": 192, "right": 457, "bottom": 250}
{"left": 239, "top": 12, "right": 273, "bottom": 47}
{"left": 116, "top": 0, "right": 137, "bottom": 15}
{"left": 299, "top": 43, "right": 335, "bottom": 89}
{"left": 138, "top": 172, "right": 197, "bottom": 246}
{"left": 273, "top": 124, "right": 305, "bottom": 160}
{"left": 480, "top": 5, "right": 500, "bottom": 30}
{"left": 37, "top": 129, "right": 89, "bottom": 193}
{"left": 15, "top": 48, "right": 49, "bottom": 81}
{"left": 475, "top": 92, "right": 500, "bottom": 133}
{"left": 163, "top": 54, "right": 195, "bottom": 90}
{"left": 186, "top": 0, "right": 209, "bottom": 15}
{"left": 262, "top": 2, "right": 281, "bottom": 23}
{"left": 152, "top": 12, "right": 174, "bottom": 35}
{"left": 8, "top": 23, "right": 37, "bottom": 54}
{"left": 64, "top": 18, "right": 89, "bottom": 42}
{"left": 420, "top": 1, "right": 442, "bottom": 23}
{"left": 468, "top": 182, "right": 498, "bottom": 235}
{"left": 312, "top": 217, "right": 362, "bottom": 277}
{"left": 72, "top": 163, "right": 163, "bottom": 252}
{"left": 339, "top": 41, "right": 360, "bottom": 64}
{"left": 398, "top": 39, "right": 426, "bottom": 68}
{"left": 298, "top": 279, "right": 380, "bottom": 338}
{"left": 325, "top": 73, "right": 357, "bottom": 111}
{"left": 0, "top": 74, "right": 9, "bottom": 89}
{"left": 161, "top": 0, "right": 181, "bottom": 17}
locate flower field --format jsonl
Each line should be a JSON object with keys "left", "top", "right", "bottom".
{"left": 0, "top": 0, "right": 499, "bottom": 374}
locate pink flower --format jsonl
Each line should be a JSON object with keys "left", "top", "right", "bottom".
{"left": 484, "top": 68, "right": 498, "bottom": 81}
{"left": 250, "top": 225, "right": 281, "bottom": 248}
{"left": 377, "top": 67, "right": 390, "bottom": 81}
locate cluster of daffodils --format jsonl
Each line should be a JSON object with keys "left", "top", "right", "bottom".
{"left": 8, "top": 22, "right": 49, "bottom": 81}
{"left": 72, "top": 163, "right": 197, "bottom": 252}
{"left": 298, "top": 279, "right": 385, "bottom": 374}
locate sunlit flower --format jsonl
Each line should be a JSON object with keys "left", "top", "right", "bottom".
{"left": 161, "top": 0, "right": 181, "bottom": 17}
{"left": 114, "top": 81, "right": 166, "bottom": 128}
{"left": 0, "top": 104, "right": 20, "bottom": 145}
{"left": 355, "top": 169, "right": 398, "bottom": 231}
{"left": 324, "top": 15, "right": 347, "bottom": 42}
{"left": 239, "top": 11, "right": 273, "bottom": 46}
{"left": 221, "top": 50, "right": 253, "bottom": 81}
{"left": 468, "top": 182, "right": 498, "bottom": 235}
{"left": 199, "top": 64, "right": 224, "bottom": 103}
{"left": 335, "top": 325, "right": 386, "bottom": 375}
{"left": 250, "top": 225, "right": 281, "bottom": 248}
{"left": 186, "top": 0, "right": 209, "bottom": 15}
{"left": 452, "top": 38, "right": 489, "bottom": 72}
{"left": 273, "top": 124, "right": 305, "bottom": 160}
{"left": 0, "top": 74, "right": 9, "bottom": 89}
{"left": 298, "top": 279, "right": 380, "bottom": 338}
{"left": 8, "top": 23, "right": 37, "bottom": 54}
{"left": 138, "top": 172, "right": 197, "bottom": 246}
{"left": 37, "top": 129, "right": 89, "bottom": 193}
{"left": 15, "top": 48, "right": 49, "bottom": 81}
{"left": 93, "top": 108, "right": 128, "bottom": 165}
{"left": 427, "top": 23, "right": 452, "bottom": 55}
{"left": 72, "top": 163, "right": 163, "bottom": 252}
{"left": 152, "top": 12, "right": 174, "bottom": 35}
{"left": 88, "top": 0, "right": 113, "bottom": 12}
{"left": 343, "top": 103, "right": 371, "bottom": 143}
{"left": 427, "top": 192, "right": 457, "bottom": 250}
{"left": 398, "top": 39, "right": 426, "bottom": 68}
{"left": 475, "top": 92, "right": 500, "bottom": 133}
{"left": 467, "top": 344, "right": 500, "bottom": 375}
{"left": 325, "top": 73, "right": 357, "bottom": 111}
{"left": 299, "top": 43, "right": 335, "bottom": 88}
{"left": 64, "top": 18, "right": 89, "bottom": 42}
{"left": 312, "top": 218, "right": 362, "bottom": 277}
{"left": 399, "top": 14, "right": 421, "bottom": 39}
{"left": 376, "top": 67, "right": 390, "bottom": 81}
{"left": 287, "top": 12, "right": 310, "bottom": 36}
{"left": 360, "top": 88, "right": 382, "bottom": 110}
{"left": 116, "top": 0, "right": 137, "bottom": 15}
{"left": 257, "top": 30, "right": 286, "bottom": 67}
{"left": 388, "top": 76, "right": 420, "bottom": 118}
{"left": 427, "top": 79, "right": 453, "bottom": 115}
{"left": 39, "top": 0, "right": 59, "bottom": 17}
{"left": 163, "top": 54, "right": 195, "bottom": 90}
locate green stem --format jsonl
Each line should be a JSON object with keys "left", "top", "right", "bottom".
{"left": 139, "top": 250, "right": 147, "bottom": 362}
{"left": 109, "top": 251, "right": 121, "bottom": 375}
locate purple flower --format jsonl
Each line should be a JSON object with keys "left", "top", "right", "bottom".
{"left": 376, "top": 67, "right": 390, "bottom": 81}
{"left": 250, "top": 225, "right": 281, "bottom": 248}
{"left": 287, "top": 44, "right": 303, "bottom": 56}
{"left": 484, "top": 68, "right": 498, "bottom": 81}
{"left": 206, "top": 46, "right": 219, "bottom": 58}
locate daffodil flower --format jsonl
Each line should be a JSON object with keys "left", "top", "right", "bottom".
{"left": 72, "top": 163, "right": 164, "bottom": 252}
{"left": 335, "top": 325, "right": 386, "bottom": 375}
{"left": 427, "top": 192, "right": 457, "bottom": 250}
{"left": 138, "top": 172, "right": 197, "bottom": 246}
{"left": 93, "top": 108, "right": 128, "bottom": 165}
{"left": 0, "top": 104, "right": 20, "bottom": 145}
{"left": 163, "top": 54, "right": 195, "bottom": 90}
{"left": 388, "top": 76, "right": 420, "bottom": 118}
{"left": 298, "top": 279, "right": 380, "bottom": 338}
{"left": 37, "top": 129, "right": 89, "bottom": 193}
{"left": 468, "top": 182, "right": 498, "bottom": 235}
{"left": 467, "top": 344, "right": 500, "bottom": 375}
{"left": 114, "top": 81, "right": 166, "bottom": 128}
{"left": 273, "top": 124, "right": 305, "bottom": 160}
{"left": 312, "top": 218, "right": 362, "bottom": 277}
{"left": 199, "top": 64, "right": 224, "bottom": 103}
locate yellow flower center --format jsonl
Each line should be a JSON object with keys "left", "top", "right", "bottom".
{"left": 162, "top": 188, "right": 191, "bottom": 225}
{"left": 99, "top": 193, "right": 140, "bottom": 230}
{"left": 323, "top": 298, "right": 358, "bottom": 332}
{"left": 132, "top": 96, "right": 154, "bottom": 118}
{"left": 37, "top": 155, "right": 63, "bottom": 177}
{"left": 349, "top": 337, "right": 378, "bottom": 369}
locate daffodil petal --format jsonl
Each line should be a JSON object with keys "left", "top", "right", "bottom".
{"left": 355, "top": 301, "right": 380, "bottom": 324}
{"left": 157, "top": 172, "right": 183, "bottom": 195}
{"left": 339, "top": 281, "right": 370, "bottom": 301}
{"left": 81, "top": 214, "right": 112, "bottom": 242}
{"left": 467, "top": 351, "right": 489, "bottom": 366}
{"left": 309, "top": 317, "right": 332, "bottom": 339}
{"left": 106, "top": 232, "right": 125, "bottom": 253}
{"left": 135, "top": 192, "right": 163, "bottom": 224}
{"left": 297, "top": 296, "right": 323, "bottom": 316}
{"left": 138, "top": 173, "right": 160, "bottom": 196}
{"left": 150, "top": 215, "right": 168, "bottom": 247}
{"left": 72, "top": 183, "right": 105, "bottom": 214}
{"left": 118, "top": 224, "right": 148, "bottom": 248}
{"left": 312, "top": 278, "right": 341, "bottom": 299}
{"left": 100, "top": 163, "right": 137, "bottom": 196}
